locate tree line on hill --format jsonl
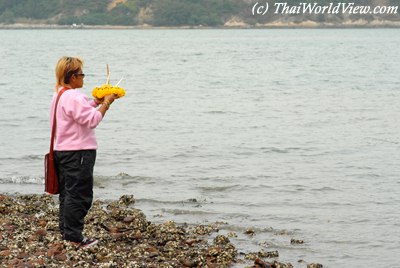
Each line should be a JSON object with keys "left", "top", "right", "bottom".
{"left": 0, "top": 0, "right": 399, "bottom": 26}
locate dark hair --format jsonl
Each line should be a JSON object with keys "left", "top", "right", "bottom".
{"left": 64, "top": 69, "right": 80, "bottom": 84}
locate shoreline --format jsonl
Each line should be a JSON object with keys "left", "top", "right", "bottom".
{"left": 0, "top": 194, "right": 323, "bottom": 267}
{"left": 1, "top": 20, "right": 400, "bottom": 29}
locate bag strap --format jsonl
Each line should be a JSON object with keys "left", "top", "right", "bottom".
{"left": 49, "top": 87, "right": 70, "bottom": 153}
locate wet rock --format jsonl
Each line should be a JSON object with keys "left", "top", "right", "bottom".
{"left": 254, "top": 258, "right": 273, "bottom": 268}
{"left": 307, "top": 263, "right": 323, "bottom": 268}
{"left": 118, "top": 194, "right": 135, "bottom": 206}
{"left": 227, "top": 232, "right": 238, "bottom": 238}
{"left": 271, "top": 261, "right": 294, "bottom": 268}
{"left": 213, "top": 235, "right": 230, "bottom": 245}
{"left": 245, "top": 250, "right": 279, "bottom": 260}
{"left": 193, "top": 224, "right": 218, "bottom": 235}
{"left": 259, "top": 250, "right": 279, "bottom": 258}
{"left": 290, "top": 238, "right": 304, "bottom": 244}
{"left": 245, "top": 228, "right": 255, "bottom": 236}
{"left": 245, "top": 252, "right": 259, "bottom": 261}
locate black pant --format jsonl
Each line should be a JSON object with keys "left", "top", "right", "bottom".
{"left": 54, "top": 150, "right": 96, "bottom": 242}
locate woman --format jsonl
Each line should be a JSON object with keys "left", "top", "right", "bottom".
{"left": 50, "top": 56, "right": 117, "bottom": 248}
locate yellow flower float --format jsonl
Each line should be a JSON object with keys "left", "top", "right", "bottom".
{"left": 92, "top": 84, "right": 125, "bottom": 99}
{"left": 92, "top": 64, "right": 126, "bottom": 99}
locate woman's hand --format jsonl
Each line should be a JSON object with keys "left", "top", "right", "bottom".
{"left": 94, "top": 97, "right": 104, "bottom": 105}
{"left": 104, "top": 94, "right": 117, "bottom": 105}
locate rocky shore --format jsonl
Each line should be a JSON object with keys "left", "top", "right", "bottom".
{"left": 0, "top": 194, "right": 323, "bottom": 267}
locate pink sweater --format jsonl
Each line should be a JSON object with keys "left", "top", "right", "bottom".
{"left": 50, "top": 88, "right": 103, "bottom": 151}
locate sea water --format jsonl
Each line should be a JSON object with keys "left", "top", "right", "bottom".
{"left": 0, "top": 29, "right": 399, "bottom": 267}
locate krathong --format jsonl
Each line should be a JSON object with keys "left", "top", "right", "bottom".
{"left": 92, "top": 84, "right": 125, "bottom": 99}
{"left": 92, "top": 64, "right": 125, "bottom": 99}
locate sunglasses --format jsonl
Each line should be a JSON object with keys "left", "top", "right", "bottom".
{"left": 64, "top": 71, "right": 85, "bottom": 83}
{"left": 74, "top": 73, "right": 85, "bottom": 78}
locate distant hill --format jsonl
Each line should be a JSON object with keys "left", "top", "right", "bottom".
{"left": 0, "top": 0, "right": 399, "bottom": 27}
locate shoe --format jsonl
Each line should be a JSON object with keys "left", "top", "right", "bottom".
{"left": 79, "top": 237, "right": 99, "bottom": 248}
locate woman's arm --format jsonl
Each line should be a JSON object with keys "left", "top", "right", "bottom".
{"left": 98, "top": 94, "right": 117, "bottom": 117}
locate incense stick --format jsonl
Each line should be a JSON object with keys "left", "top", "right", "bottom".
{"left": 115, "top": 77, "right": 124, "bottom": 87}
{"left": 106, "top": 64, "right": 110, "bottom": 84}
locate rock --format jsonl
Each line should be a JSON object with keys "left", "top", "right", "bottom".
{"left": 207, "top": 246, "right": 222, "bottom": 257}
{"left": 16, "top": 261, "right": 34, "bottom": 268}
{"left": 4, "top": 225, "right": 16, "bottom": 232}
{"left": 146, "top": 246, "right": 159, "bottom": 253}
{"left": 118, "top": 195, "right": 135, "bottom": 206}
{"left": 16, "top": 252, "right": 30, "bottom": 259}
{"left": 27, "top": 234, "right": 37, "bottom": 242}
{"left": 111, "top": 232, "right": 124, "bottom": 240}
{"left": 129, "top": 231, "right": 142, "bottom": 240}
{"left": 260, "top": 250, "right": 279, "bottom": 258}
{"left": 123, "top": 216, "right": 134, "bottom": 223}
{"left": 213, "top": 235, "right": 230, "bottom": 245}
{"left": 33, "top": 258, "right": 45, "bottom": 266}
{"left": 244, "top": 228, "right": 255, "bottom": 236}
{"left": 47, "top": 246, "right": 62, "bottom": 258}
{"left": 146, "top": 246, "right": 159, "bottom": 258}
{"left": 307, "top": 263, "right": 323, "bottom": 268}
{"left": 34, "top": 251, "right": 46, "bottom": 256}
{"left": 290, "top": 239, "right": 304, "bottom": 244}
{"left": 227, "top": 232, "right": 238, "bottom": 238}
{"left": 181, "top": 258, "right": 197, "bottom": 267}
{"left": 185, "top": 239, "right": 197, "bottom": 246}
{"left": 271, "top": 261, "right": 294, "bottom": 268}
{"left": 107, "top": 226, "right": 119, "bottom": 233}
{"left": 254, "top": 258, "right": 273, "bottom": 268}
{"left": 8, "top": 258, "right": 21, "bottom": 266}
{"left": 55, "top": 253, "right": 67, "bottom": 261}
{"left": 0, "top": 194, "right": 269, "bottom": 267}
{"left": 0, "top": 249, "right": 10, "bottom": 257}
{"left": 35, "top": 229, "right": 47, "bottom": 237}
